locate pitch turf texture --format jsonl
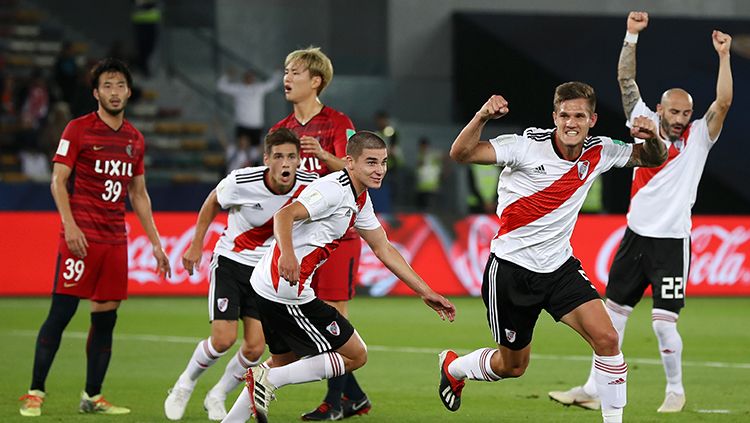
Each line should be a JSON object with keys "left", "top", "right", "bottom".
{"left": 2, "top": 297, "right": 748, "bottom": 422}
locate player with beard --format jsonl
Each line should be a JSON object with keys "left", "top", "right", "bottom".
{"left": 164, "top": 128, "right": 317, "bottom": 421}
{"left": 19, "top": 58, "right": 171, "bottom": 417}
{"left": 270, "top": 46, "right": 369, "bottom": 421}
{"left": 549, "top": 12, "right": 733, "bottom": 414}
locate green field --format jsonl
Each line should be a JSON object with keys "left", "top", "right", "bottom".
{"left": 2, "top": 297, "right": 749, "bottom": 422}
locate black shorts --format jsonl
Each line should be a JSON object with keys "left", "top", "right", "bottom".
{"left": 482, "top": 254, "right": 601, "bottom": 350}
{"left": 208, "top": 254, "right": 260, "bottom": 321}
{"left": 254, "top": 295, "right": 355, "bottom": 357}
{"left": 606, "top": 227, "right": 690, "bottom": 314}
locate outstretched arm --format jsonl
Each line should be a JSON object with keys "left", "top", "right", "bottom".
{"left": 449, "top": 95, "right": 508, "bottom": 164}
{"left": 618, "top": 11, "right": 648, "bottom": 119}
{"left": 705, "top": 30, "right": 733, "bottom": 140}
{"left": 625, "top": 116, "right": 668, "bottom": 168}
{"left": 182, "top": 190, "right": 221, "bottom": 275}
{"left": 358, "top": 226, "right": 456, "bottom": 322}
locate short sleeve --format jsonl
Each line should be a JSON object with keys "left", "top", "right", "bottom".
{"left": 626, "top": 98, "right": 658, "bottom": 128}
{"left": 601, "top": 137, "right": 634, "bottom": 169}
{"left": 488, "top": 134, "right": 521, "bottom": 167}
{"left": 333, "top": 114, "right": 355, "bottom": 159}
{"left": 296, "top": 180, "right": 342, "bottom": 221}
{"left": 53, "top": 120, "right": 81, "bottom": 168}
{"left": 354, "top": 193, "right": 381, "bottom": 231}
{"left": 215, "top": 173, "right": 239, "bottom": 209}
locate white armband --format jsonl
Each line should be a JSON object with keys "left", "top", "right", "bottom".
{"left": 624, "top": 31, "right": 639, "bottom": 44}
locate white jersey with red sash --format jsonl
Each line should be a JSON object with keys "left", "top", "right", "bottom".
{"left": 626, "top": 99, "right": 718, "bottom": 238}
{"left": 489, "top": 128, "right": 633, "bottom": 272}
{"left": 213, "top": 166, "right": 318, "bottom": 266}
{"left": 251, "top": 170, "right": 381, "bottom": 305}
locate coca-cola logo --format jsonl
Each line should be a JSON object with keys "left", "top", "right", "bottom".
{"left": 127, "top": 222, "right": 225, "bottom": 285}
{"left": 595, "top": 224, "right": 750, "bottom": 287}
{"left": 450, "top": 215, "right": 498, "bottom": 296}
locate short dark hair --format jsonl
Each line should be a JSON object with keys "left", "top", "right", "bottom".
{"left": 90, "top": 58, "right": 133, "bottom": 89}
{"left": 346, "top": 131, "right": 386, "bottom": 158}
{"left": 553, "top": 81, "right": 596, "bottom": 113}
{"left": 264, "top": 128, "right": 300, "bottom": 155}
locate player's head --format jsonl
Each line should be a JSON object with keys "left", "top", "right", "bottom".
{"left": 264, "top": 128, "right": 301, "bottom": 189}
{"left": 346, "top": 131, "right": 388, "bottom": 190}
{"left": 90, "top": 58, "right": 132, "bottom": 116}
{"left": 552, "top": 81, "right": 598, "bottom": 148}
{"left": 656, "top": 88, "right": 693, "bottom": 141}
{"left": 284, "top": 46, "right": 333, "bottom": 102}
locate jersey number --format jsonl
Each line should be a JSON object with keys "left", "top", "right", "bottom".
{"left": 102, "top": 180, "right": 122, "bottom": 202}
{"left": 62, "top": 258, "right": 85, "bottom": 281}
{"left": 661, "top": 277, "right": 684, "bottom": 300}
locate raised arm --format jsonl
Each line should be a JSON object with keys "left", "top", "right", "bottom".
{"left": 449, "top": 95, "right": 508, "bottom": 164}
{"left": 357, "top": 226, "right": 456, "bottom": 322}
{"left": 182, "top": 189, "right": 221, "bottom": 275}
{"left": 128, "top": 175, "right": 171, "bottom": 278}
{"left": 618, "top": 11, "right": 648, "bottom": 119}
{"left": 273, "top": 201, "right": 310, "bottom": 285}
{"left": 624, "top": 116, "right": 668, "bottom": 168}
{"left": 705, "top": 30, "right": 733, "bottom": 140}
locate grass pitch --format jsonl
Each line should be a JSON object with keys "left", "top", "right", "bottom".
{"left": 2, "top": 296, "right": 749, "bottom": 422}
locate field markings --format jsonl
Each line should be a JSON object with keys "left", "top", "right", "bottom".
{"left": 7, "top": 329, "right": 750, "bottom": 370}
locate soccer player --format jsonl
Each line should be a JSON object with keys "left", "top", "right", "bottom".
{"left": 438, "top": 82, "right": 667, "bottom": 423}
{"left": 19, "top": 58, "right": 171, "bottom": 417}
{"left": 221, "top": 131, "right": 456, "bottom": 423}
{"left": 164, "top": 128, "right": 317, "bottom": 421}
{"left": 270, "top": 46, "right": 369, "bottom": 420}
{"left": 548, "top": 13, "right": 733, "bottom": 414}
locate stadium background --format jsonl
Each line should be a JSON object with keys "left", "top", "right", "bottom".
{"left": 1, "top": 1, "right": 749, "bottom": 421}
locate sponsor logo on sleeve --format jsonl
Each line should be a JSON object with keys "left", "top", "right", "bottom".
{"left": 56, "top": 139, "right": 70, "bottom": 156}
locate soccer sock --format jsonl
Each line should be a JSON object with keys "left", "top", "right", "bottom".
{"left": 594, "top": 353, "right": 628, "bottom": 422}
{"left": 177, "top": 337, "right": 226, "bottom": 389}
{"left": 210, "top": 350, "right": 260, "bottom": 397}
{"left": 267, "top": 352, "right": 345, "bottom": 389}
{"left": 324, "top": 376, "right": 345, "bottom": 409}
{"left": 343, "top": 373, "right": 366, "bottom": 401}
{"left": 448, "top": 348, "right": 501, "bottom": 381}
{"left": 85, "top": 309, "right": 117, "bottom": 397}
{"left": 31, "top": 294, "right": 80, "bottom": 392}
{"left": 223, "top": 386, "right": 252, "bottom": 423}
{"left": 652, "top": 308, "right": 684, "bottom": 395}
{"left": 583, "top": 300, "right": 633, "bottom": 396}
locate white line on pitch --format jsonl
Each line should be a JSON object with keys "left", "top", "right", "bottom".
{"left": 7, "top": 330, "right": 750, "bottom": 370}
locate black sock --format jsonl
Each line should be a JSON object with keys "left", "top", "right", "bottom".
{"left": 324, "top": 375, "right": 346, "bottom": 409}
{"left": 85, "top": 309, "right": 117, "bottom": 397}
{"left": 343, "top": 373, "right": 366, "bottom": 401}
{"left": 31, "top": 294, "right": 80, "bottom": 392}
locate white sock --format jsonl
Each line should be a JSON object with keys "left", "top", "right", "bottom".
{"left": 222, "top": 386, "right": 252, "bottom": 423}
{"left": 448, "top": 348, "right": 501, "bottom": 381}
{"left": 583, "top": 300, "right": 632, "bottom": 396}
{"left": 177, "top": 338, "right": 226, "bottom": 388}
{"left": 210, "top": 350, "right": 261, "bottom": 397}
{"left": 652, "top": 308, "right": 684, "bottom": 395}
{"left": 594, "top": 353, "right": 628, "bottom": 420}
{"left": 266, "top": 352, "right": 345, "bottom": 389}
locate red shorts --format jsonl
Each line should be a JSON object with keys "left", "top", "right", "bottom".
{"left": 53, "top": 238, "right": 128, "bottom": 301}
{"left": 311, "top": 236, "right": 361, "bottom": 301}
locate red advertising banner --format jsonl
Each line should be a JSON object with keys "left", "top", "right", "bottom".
{"left": 2, "top": 212, "right": 749, "bottom": 296}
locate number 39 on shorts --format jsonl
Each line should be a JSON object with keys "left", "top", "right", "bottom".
{"left": 63, "top": 258, "right": 85, "bottom": 281}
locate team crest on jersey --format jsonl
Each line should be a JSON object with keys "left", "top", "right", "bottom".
{"left": 326, "top": 321, "right": 340, "bottom": 336}
{"left": 673, "top": 140, "right": 684, "bottom": 152}
{"left": 504, "top": 328, "right": 516, "bottom": 343}
{"left": 217, "top": 298, "right": 229, "bottom": 312}
{"left": 126, "top": 144, "right": 134, "bottom": 158}
{"left": 577, "top": 160, "right": 590, "bottom": 180}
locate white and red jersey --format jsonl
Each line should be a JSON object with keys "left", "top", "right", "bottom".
{"left": 251, "top": 170, "right": 381, "bottom": 304}
{"left": 213, "top": 166, "right": 318, "bottom": 266}
{"left": 489, "top": 128, "right": 633, "bottom": 272}
{"left": 626, "top": 99, "right": 718, "bottom": 238}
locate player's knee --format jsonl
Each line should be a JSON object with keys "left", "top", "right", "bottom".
{"left": 501, "top": 362, "right": 527, "bottom": 378}
{"left": 593, "top": 329, "right": 620, "bottom": 355}
{"left": 240, "top": 341, "right": 265, "bottom": 362}
{"left": 211, "top": 334, "right": 236, "bottom": 353}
